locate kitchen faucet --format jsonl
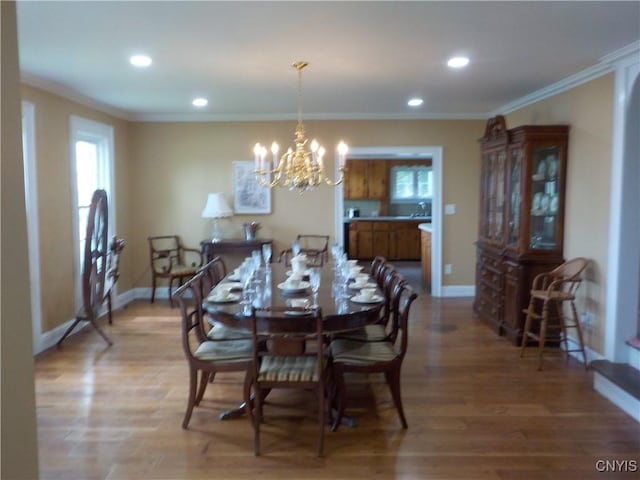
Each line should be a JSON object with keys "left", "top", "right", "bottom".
{"left": 410, "top": 201, "right": 428, "bottom": 218}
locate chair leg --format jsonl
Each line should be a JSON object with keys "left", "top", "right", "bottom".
{"left": 557, "top": 304, "right": 571, "bottom": 365}
{"left": 318, "top": 383, "right": 325, "bottom": 457}
{"left": 243, "top": 371, "right": 255, "bottom": 426}
{"left": 570, "top": 300, "right": 588, "bottom": 369}
{"left": 182, "top": 368, "right": 198, "bottom": 429}
{"left": 168, "top": 278, "right": 175, "bottom": 308}
{"left": 537, "top": 302, "right": 549, "bottom": 371}
{"left": 330, "top": 366, "right": 346, "bottom": 432}
{"left": 150, "top": 275, "right": 157, "bottom": 303}
{"left": 520, "top": 300, "right": 535, "bottom": 357}
{"left": 385, "top": 368, "right": 408, "bottom": 429}
{"left": 254, "top": 384, "right": 262, "bottom": 456}
{"left": 195, "top": 371, "right": 210, "bottom": 405}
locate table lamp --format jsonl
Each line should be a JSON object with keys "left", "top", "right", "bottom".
{"left": 201, "top": 192, "right": 233, "bottom": 242}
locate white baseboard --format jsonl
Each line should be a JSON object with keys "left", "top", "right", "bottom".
{"left": 563, "top": 337, "right": 640, "bottom": 424}
{"left": 628, "top": 344, "right": 640, "bottom": 370}
{"left": 564, "top": 335, "right": 604, "bottom": 365}
{"left": 593, "top": 373, "right": 640, "bottom": 423}
{"left": 35, "top": 288, "right": 143, "bottom": 355}
{"left": 440, "top": 285, "right": 475, "bottom": 297}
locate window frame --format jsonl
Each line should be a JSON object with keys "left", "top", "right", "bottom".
{"left": 389, "top": 165, "right": 433, "bottom": 203}
{"left": 69, "top": 115, "right": 115, "bottom": 311}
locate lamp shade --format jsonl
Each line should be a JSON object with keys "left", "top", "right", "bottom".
{"left": 201, "top": 193, "right": 233, "bottom": 219}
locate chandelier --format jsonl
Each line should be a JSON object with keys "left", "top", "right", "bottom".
{"left": 253, "top": 61, "right": 348, "bottom": 194}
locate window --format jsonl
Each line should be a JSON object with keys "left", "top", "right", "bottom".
{"left": 390, "top": 165, "right": 432, "bottom": 202}
{"left": 70, "top": 116, "right": 114, "bottom": 310}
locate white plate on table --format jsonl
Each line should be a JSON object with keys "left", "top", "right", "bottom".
{"left": 349, "top": 282, "right": 377, "bottom": 290}
{"left": 284, "top": 309, "right": 313, "bottom": 316}
{"left": 218, "top": 281, "right": 243, "bottom": 291}
{"left": 207, "top": 293, "right": 241, "bottom": 304}
{"left": 277, "top": 281, "right": 310, "bottom": 293}
{"left": 350, "top": 294, "right": 384, "bottom": 304}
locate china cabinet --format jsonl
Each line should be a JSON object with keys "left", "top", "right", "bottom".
{"left": 474, "top": 116, "right": 569, "bottom": 344}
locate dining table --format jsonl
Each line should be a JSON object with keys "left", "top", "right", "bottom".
{"left": 202, "top": 260, "right": 384, "bottom": 423}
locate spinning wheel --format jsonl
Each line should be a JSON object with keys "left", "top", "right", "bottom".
{"left": 58, "top": 189, "right": 113, "bottom": 346}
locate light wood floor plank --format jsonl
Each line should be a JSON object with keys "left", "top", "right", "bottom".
{"left": 35, "top": 267, "right": 640, "bottom": 479}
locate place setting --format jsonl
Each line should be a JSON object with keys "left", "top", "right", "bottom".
{"left": 349, "top": 273, "right": 377, "bottom": 290}
{"left": 277, "top": 271, "right": 310, "bottom": 294}
{"left": 207, "top": 285, "right": 241, "bottom": 304}
{"left": 284, "top": 298, "right": 313, "bottom": 316}
{"left": 350, "top": 287, "right": 384, "bottom": 304}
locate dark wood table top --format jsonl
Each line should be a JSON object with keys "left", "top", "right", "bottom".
{"left": 203, "top": 262, "right": 383, "bottom": 334}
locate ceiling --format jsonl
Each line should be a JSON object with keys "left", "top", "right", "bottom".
{"left": 16, "top": 1, "right": 640, "bottom": 122}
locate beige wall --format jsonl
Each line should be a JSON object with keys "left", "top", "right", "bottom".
{"left": 19, "top": 71, "right": 616, "bottom": 356}
{"left": 20, "top": 85, "right": 131, "bottom": 332}
{"left": 128, "top": 119, "right": 484, "bottom": 289}
{"left": 507, "top": 73, "right": 615, "bottom": 353}
{"left": 1, "top": 2, "right": 40, "bottom": 477}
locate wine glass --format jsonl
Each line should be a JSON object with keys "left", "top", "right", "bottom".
{"left": 331, "top": 242, "right": 342, "bottom": 263}
{"left": 308, "top": 267, "right": 321, "bottom": 307}
{"left": 292, "top": 239, "right": 301, "bottom": 257}
{"left": 262, "top": 243, "right": 272, "bottom": 265}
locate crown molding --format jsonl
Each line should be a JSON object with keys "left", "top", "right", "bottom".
{"left": 493, "top": 41, "right": 640, "bottom": 116}
{"left": 600, "top": 40, "right": 640, "bottom": 66}
{"left": 20, "top": 73, "right": 132, "bottom": 121}
{"left": 129, "top": 111, "right": 487, "bottom": 122}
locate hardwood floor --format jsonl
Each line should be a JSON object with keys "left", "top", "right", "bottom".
{"left": 35, "top": 267, "right": 640, "bottom": 479}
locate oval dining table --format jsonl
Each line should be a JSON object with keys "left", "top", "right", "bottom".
{"left": 202, "top": 261, "right": 384, "bottom": 422}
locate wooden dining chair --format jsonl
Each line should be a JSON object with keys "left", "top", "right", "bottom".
{"left": 296, "top": 234, "right": 330, "bottom": 264}
{"left": 245, "top": 305, "right": 327, "bottom": 456}
{"left": 197, "top": 256, "right": 227, "bottom": 294}
{"left": 278, "top": 234, "right": 330, "bottom": 267}
{"left": 174, "top": 272, "right": 253, "bottom": 428}
{"left": 329, "top": 283, "right": 417, "bottom": 432}
{"left": 333, "top": 269, "right": 406, "bottom": 343}
{"left": 148, "top": 235, "right": 204, "bottom": 307}
{"left": 198, "top": 257, "right": 252, "bottom": 342}
{"left": 370, "top": 255, "right": 387, "bottom": 278}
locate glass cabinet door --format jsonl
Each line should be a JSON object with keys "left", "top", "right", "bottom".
{"left": 529, "top": 146, "right": 560, "bottom": 250}
{"left": 481, "top": 150, "right": 505, "bottom": 244}
{"left": 507, "top": 147, "right": 522, "bottom": 248}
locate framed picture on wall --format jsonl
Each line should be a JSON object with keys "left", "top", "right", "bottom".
{"left": 232, "top": 161, "right": 271, "bottom": 214}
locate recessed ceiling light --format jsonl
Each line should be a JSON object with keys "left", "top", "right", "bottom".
{"left": 408, "top": 98, "right": 423, "bottom": 107}
{"left": 129, "top": 54, "right": 152, "bottom": 67}
{"left": 447, "top": 56, "right": 469, "bottom": 68}
{"left": 192, "top": 98, "right": 208, "bottom": 107}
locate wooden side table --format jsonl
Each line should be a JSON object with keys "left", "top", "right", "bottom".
{"left": 200, "top": 239, "right": 273, "bottom": 263}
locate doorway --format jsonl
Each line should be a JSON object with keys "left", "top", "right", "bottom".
{"left": 334, "top": 146, "right": 443, "bottom": 296}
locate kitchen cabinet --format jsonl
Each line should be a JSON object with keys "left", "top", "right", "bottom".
{"left": 474, "top": 115, "right": 569, "bottom": 344}
{"left": 421, "top": 228, "right": 432, "bottom": 291}
{"left": 390, "top": 222, "right": 420, "bottom": 259}
{"left": 348, "top": 220, "right": 421, "bottom": 260}
{"left": 343, "top": 160, "right": 387, "bottom": 200}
